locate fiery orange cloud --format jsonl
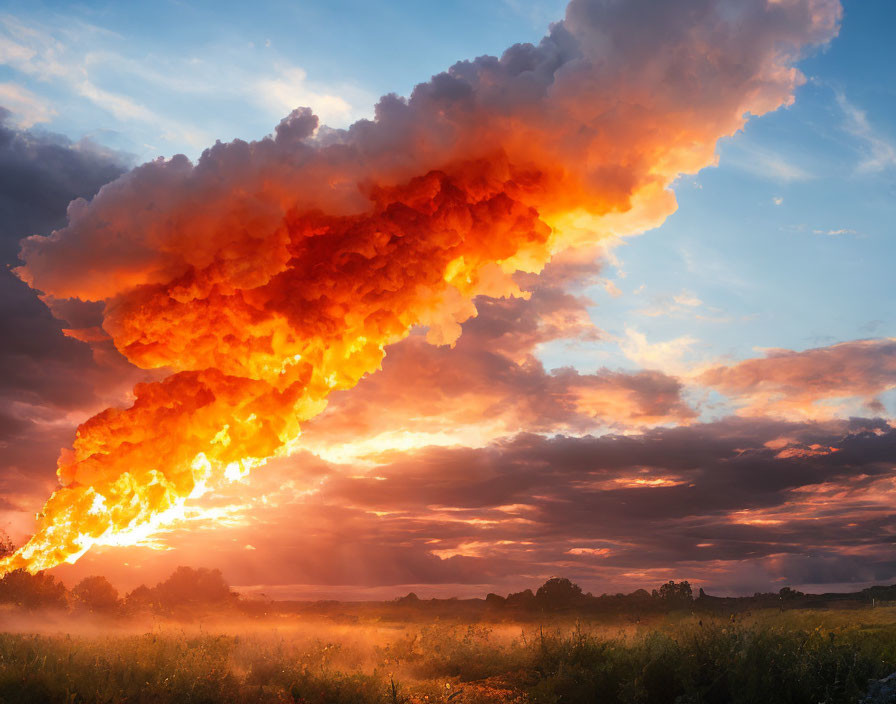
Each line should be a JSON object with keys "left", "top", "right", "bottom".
{"left": 1, "top": 0, "right": 841, "bottom": 575}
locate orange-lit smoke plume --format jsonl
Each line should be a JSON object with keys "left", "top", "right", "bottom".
{"left": 1, "top": 0, "right": 840, "bottom": 574}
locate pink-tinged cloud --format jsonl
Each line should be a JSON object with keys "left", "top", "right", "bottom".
{"left": 301, "top": 262, "right": 694, "bottom": 461}
{"left": 700, "top": 339, "right": 896, "bottom": 419}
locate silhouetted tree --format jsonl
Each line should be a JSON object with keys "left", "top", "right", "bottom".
{"left": 0, "top": 569, "right": 68, "bottom": 609}
{"left": 536, "top": 577, "right": 585, "bottom": 610}
{"left": 779, "top": 586, "right": 804, "bottom": 600}
{"left": 485, "top": 592, "right": 506, "bottom": 608}
{"left": 656, "top": 580, "right": 693, "bottom": 607}
{"left": 396, "top": 592, "right": 420, "bottom": 605}
{"left": 154, "top": 567, "right": 236, "bottom": 610}
{"left": 0, "top": 534, "right": 68, "bottom": 609}
{"left": 124, "top": 584, "right": 156, "bottom": 614}
{"left": 505, "top": 588, "right": 536, "bottom": 609}
{"left": 73, "top": 576, "right": 120, "bottom": 612}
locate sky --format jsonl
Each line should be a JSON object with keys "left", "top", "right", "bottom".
{"left": 0, "top": 0, "right": 894, "bottom": 599}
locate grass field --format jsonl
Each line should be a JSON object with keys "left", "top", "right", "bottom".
{"left": 3, "top": 606, "right": 896, "bottom": 703}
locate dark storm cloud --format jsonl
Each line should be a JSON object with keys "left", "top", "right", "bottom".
{"left": 307, "top": 418, "right": 895, "bottom": 592}
{"left": 0, "top": 107, "right": 127, "bottom": 259}
{"left": 0, "top": 110, "right": 138, "bottom": 507}
{"left": 65, "top": 417, "right": 894, "bottom": 595}
{"left": 321, "top": 418, "right": 894, "bottom": 519}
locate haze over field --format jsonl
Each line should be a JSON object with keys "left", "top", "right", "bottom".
{"left": 0, "top": 0, "right": 894, "bottom": 601}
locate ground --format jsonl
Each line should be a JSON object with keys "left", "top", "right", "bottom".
{"left": 3, "top": 604, "right": 896, "bottom": 703}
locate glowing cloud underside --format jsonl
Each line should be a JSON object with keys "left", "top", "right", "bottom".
{"left": 1, "top": 0, "right": 841, "bottom": 575}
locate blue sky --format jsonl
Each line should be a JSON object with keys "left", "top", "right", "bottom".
{"left": 0, "top": 0, "right": 565, "bottom": 155}
{"left": 546, "top": 1, "right": 894, "bottom": 417}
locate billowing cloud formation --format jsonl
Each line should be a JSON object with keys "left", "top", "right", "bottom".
{"left": 4, "top": 0, "right": 841, "bottom": 574}
{"left": 19, "top": 0, "right": 841, "bottom": 299}
{"left": 701, "top": 339, "right": 896, "bottom": 418}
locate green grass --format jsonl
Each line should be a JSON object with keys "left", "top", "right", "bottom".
{"left": 3, "top": 607, "right": 896, "bottom": 703}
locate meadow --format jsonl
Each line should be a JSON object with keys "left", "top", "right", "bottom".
{"left": 3, "top": 606, "right": 896, "bottom": 704}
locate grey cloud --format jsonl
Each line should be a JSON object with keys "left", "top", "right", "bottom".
{"left": 0, "top": 112, "right": 138, "bottom": 509}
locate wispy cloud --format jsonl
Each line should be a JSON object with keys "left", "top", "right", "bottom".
{"left": 0, "top": 82, "right": 55, "bottom": 126}
{"left": 256, "top": 65, "right": 357, "bottom": 127}
{"left": 0, "top": 13, "right": 373, "bottom": 155}
{"left": 782, "top": 223, "right": 860, "bottom": 237}
{"left": 76, "top": 79, "right": 157, "bottom": 123}
{"left": 636, "top": 289, "right": 703, "bottom": 318}
{"left": 722, "top": 139, "right": 813, "bottom": 183}
{"left": 811, "top": 227, "right": 858, "bottom": 236}
{"left": 619, "top": 327, "right": 700, "bottom": 375}
{"left": 78, "top": 48, "right": 372, "bottom": 128}
{"left": 0, "top": 15, "right": 207, "bottom": 147}
{"left": 834, "top": 90, "right": 896, "bottom": 173}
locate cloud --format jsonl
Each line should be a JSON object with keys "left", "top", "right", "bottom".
{"left": 0, "top": 82, "right": 55, "bottom": 126}
{"left": 619, "top": 328, "right": 700, "bottom": 375}
{"left": 0, "top": 109, "right": 127, "bottom": 257}
{"left": 49, "top": 417, "right": 896, "bottom": 596}
{"left": 299, "top": 262, "right": 694, "bottom": 463}
{"left": 835, "top": 90, "right": 896, "bottom": 173}
{"left": 722, "top": 140, "right": 814, "bottom": 183}
{"left": 256, "top": 66, "right": 356, "bottom": 127}
{"left": 0, "top": 14, "right": 372, "bottom": 154}
{"left": 0, "top": 113, "right": 146, "bottom": 520}
{"left": 76, "top": 79, "right": 158, "bottom": 124}
{"left": 636, "top": 289, "right": 703, "bottom": 318}
{"left": 700, "top": 339, "right": 896, "bottom": 419}
{"left": 811, "top": 227, "right": 858, "bottom": 236}
{"left": 0, "top": 16, "right": 210, "bottom": 149}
